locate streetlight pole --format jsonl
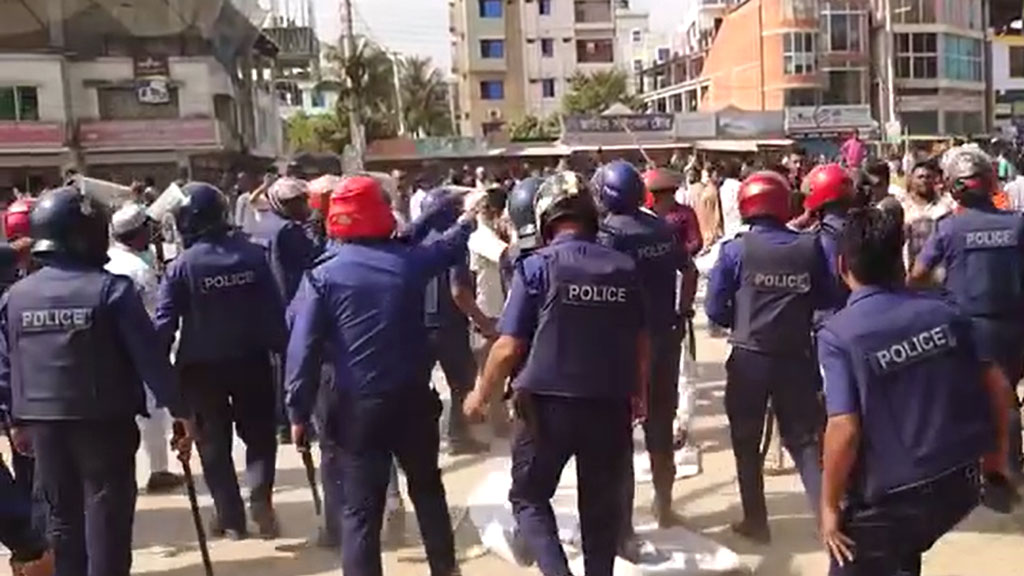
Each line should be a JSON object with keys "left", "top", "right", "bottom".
{"left": 884, "top": 0, "right": 897, "bottom": 128}
{"left": 341, "top": 0, "right": 366, "bottom": 169}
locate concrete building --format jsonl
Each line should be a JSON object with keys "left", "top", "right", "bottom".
{"left": 614, "top": 2, "right": 652, "bottom": 94}
{"left": 264, "top": 0, "right": 340, "bottom": 120}
{"left": 992, "top": 32, "right": 1024, "bottom": 135}
{"left": 0, "top": 0, "right": 282, "bottom": 196}
{"left": 870, "top": 0, "right": 988, "bottom": 136}
{"left": 451, "top": 0, "right": 634, "bottom": 137}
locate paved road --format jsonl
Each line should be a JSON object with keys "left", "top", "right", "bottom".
{"left": 5, "top": 312, "right": 1024, "bottom": 575}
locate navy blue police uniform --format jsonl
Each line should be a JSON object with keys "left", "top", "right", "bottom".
{"left": 154, "top": 183, "right": 288, "bottom": 538}
{"left": 705, "top": 218, "right": 829, "bottom": 536}
{"left": 0, "top": 186, "right": 185, "bottom": 576}
{"left": 285, "top": 178, "right": 472, "bottom": 576}
{"left": 504, "top": 229, "right": 645, "bottom": 576}
{"left": 819, "top": 288, "right": 992, "bottom": 575}
{"left": 917, "top": 206, "right": 1024, "bottom": 475}
{"left": 0, "top": 453, "right": 49, "bottom": 571}
{"left": 815, "top": 211, "right": 850, "bottom": 320}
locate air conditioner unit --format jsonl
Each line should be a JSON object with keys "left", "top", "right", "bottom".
{"left": 488, "top": 108, "right": 503, "bottom": 120}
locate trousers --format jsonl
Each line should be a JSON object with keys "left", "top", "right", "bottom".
{"left": 138, "top": 387, "right": 170, "bottom": 474}
{"left": 180, "top": 352, "right": 278, "bottom": 531}
{"left": 510, "top": 394, "right": 632, "bottom": 576}
{"left": 0, "top": 454, "right": 47, "bottom": 563}
{"left": 426, "top": 326, "right": 477, "bottom": 442}
{"left": 31, "top": 419, "right": 139, "bottom": 576}
{"left": 725, "top": 347, "right": 824, "bottom": 524}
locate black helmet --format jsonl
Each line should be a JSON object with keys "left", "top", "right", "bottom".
{"left": 507, "top": 177, "right": 543, "bottom": 248}
{"left": 534, "top": 171, "right": 599, "bottom": 243}
{"left": 174, "top": 182, "right": 229, "bottom": 246}
{"left": 30, "top": 186, "right": 111, "bottom": 265}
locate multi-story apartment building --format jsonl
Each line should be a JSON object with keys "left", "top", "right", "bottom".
{"left": 992, "top": 31, "right": 1024, "bottom": 134}
{"left": 451, "top": 0, "right": 636, "bottom": 137}
{"left": 0, "top": 0, "right": 282, "bottom": 196}
{"left": 870, "top": 0, "right": 989, "bottom": 136}
{"left": 264, "top": 1, "right": 340, "bottom": 121}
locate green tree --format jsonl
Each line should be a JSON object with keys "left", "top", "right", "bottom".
{"left": 562, "top": 70, "right": 644, "bottom": 115}
{"left": 508, "top": 114, "right": 561, "bottom": 141}
{"left": 398, "top": 56, "right": 453, "bottom": 137}
{"left": 323, "top": 38, "right": 399, "bottom": 144}
{"left": 284, "top": 111, "right": 348, "bottom": 154}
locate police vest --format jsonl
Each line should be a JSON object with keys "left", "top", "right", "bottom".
{"left": 600, "top": 212, "right": 682, "bottom": 332}
{"left": 943, "top": 209, "right": 1024, "bottom": 319}
{"left": 7, "top": 267, "right": 142, "bottom": 421}
{"left": 176, "top": 235, "right": 286, "bottom": 365}
{"left": 823, "top": 292, "right": 992, "bottom": 502}
{"left": 730, "top": 232, "right": 818, "bottom": 354}
{"left": 249, "top": 212, "right": 313, "bottom": 304}
{"left": 514, "top": 240, "right": 640, "bottom": 399}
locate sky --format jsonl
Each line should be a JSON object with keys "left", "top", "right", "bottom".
{"left": 307, "top": 0, "right": 685, "bottom": 77}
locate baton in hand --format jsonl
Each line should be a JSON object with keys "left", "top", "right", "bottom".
{"left": 299, "top": 444, "right": 323, "bottom": 516}
{"left": 173, "top": 422, "right": 214, "bottom": 576}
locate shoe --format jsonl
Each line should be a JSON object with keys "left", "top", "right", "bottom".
{"left": 730, "top": 519, "right": 771, "bottom": 544}
{"left": 448, "top": 437, "right": 489, "bottom": 456}
{"left": 209, "top": 516, "right": 248, "bottom": 541}
{"left": 146, "top": 471, "right": 184, "bottom": 494}
{"left": 651, "top": 497, "right": 686, "bottom": 529}
{"left": 617, "top": 532, "right": 644, "bottom": 563}
{"left": 508, "top": 526, "right": 535, "bottom": 567}
{"left": 251, "top": 503, "right": 281, "bottom": 539}
{"left": 11, "top": 549, "right": 54, "bottom": 576}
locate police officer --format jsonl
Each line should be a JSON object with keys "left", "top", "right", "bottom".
{"left": 705, "top": 171, "right": 829, "bottom": 542}
{"left": 1, "top": 456, "right": 52, "bottom": 576}
{"left": 154, "top": 182, "right": 287, "bottom": 539}
{"left": 911, "top": 146, "right": 1024, "bottom": 478}
{"left": 501, "top": 177, "right": 544, "bottom": 289}
{"left": 286, "top": 175, "right": 480, "bottom": 576}
{"left": 0, "top": 186, "right": 192, "bottom": 576}
{"left": 464, "top": 171, "right": 647, "bottom": 576}
{"left": 594, "top": 161, "right": 697, "bottom": 551}
{"left": 819, "top": 207, "right": 1010, "bottom": 576}
{"left": 420, "top": 187, "right": 495, "bottom": 455}
{"left": 803, "top": 163, "right": 856, "bottom": 320}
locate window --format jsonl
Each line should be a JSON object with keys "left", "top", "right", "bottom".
{"left": 542, "top": 78, "right": 556, "bottom": 98}
{"left": 1011, "top": 47, "right": 1024, "bottom": 78}
{"left": 480, "top": 39, "right": 505, "bottom": 59}
{"left": 783, "top": 32, "right": 817, "bottom": 75}
{"left": 656, "top": 47, "right": 670, "bottom": 62}
{"left": 310, "top": 90, "right": 325, "bottom": 108}
{"left": 479, "top": 0, "right": 502, "bottom": 18}
{"left": 480, "top": 80, "right": 504, "bottom": 100}
{"left": 902, "top": 111, "right": 939, "bottom": 135}
{"left": 785, "top": 89, "right": 818, "bottom": 106}
{"left": 942, "top": 0, "right": 982, "bottom": 30}
{"left": 821, "top": 2, "right": 864, "bottom": 53}
{"left": 895, "top": 33, "right": 937, "bottom": 79}
{"left": 782, "top": 0, "right": 817, "bottom": 20}
{"left": 539, "top": 0, "right": 552, "bottom": 16}
{"left": 893, "top": 0, "right": 935, "bottom": 24}
{"left": 541, "top": 38, "right": 554, "bottom": 57}
{"left": 632, "top": 58, "right": 643, "bottom": 74}
{"left": 944, "top": 111, "right": 983, "bottom": 134}
{"left": 943, "top": 34, "right": 981, "bottom": 82}
{"left": 0, "top": 86, "right": 39, "bottom": 121}
{"left": 576, "top": 39, "right": 614, "bottom": 63}
{"left": 631, "top": 29, "right": 642, "bottom": 44}
{"left": 822, "top": 69, "right": 864, "bottom": 104}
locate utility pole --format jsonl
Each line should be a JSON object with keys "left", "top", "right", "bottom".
{"left": 884, "top": 0, "right": 897, "bottom": 131}
{"left": 342, "top": 0, "right": 366, "bottom": 169}
{"left": 389, "top": 51, "right": 407, "bottom": 136}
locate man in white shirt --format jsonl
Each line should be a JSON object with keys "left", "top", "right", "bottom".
{"left": 106, "top": 202, "right": 183, "bottom": 493}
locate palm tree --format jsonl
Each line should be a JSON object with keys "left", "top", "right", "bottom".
{"left": 323, "top": 38, "right": 399, "bottom": 143}
{"left": 398, "top": 56, "right": 453, "bottom": 137}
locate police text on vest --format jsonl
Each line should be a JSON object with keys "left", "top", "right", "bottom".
{"left": 20, "top": 308, "right": 93, "bottom": 332}
{"left": 564, "top": 284, "right": 628, "bottom": 305}
{"left": 752, "top": 272, "right": 811, "bottom": 293}
{"left": 964, "top": 229, "right": 1017, "bottom": 249}
{"left": 201, "top": 270, "right": 256, "bottom": 293}
{"left": 635, "top": 242, "right": 673, "bottom": 260}
{"left": 871, "top": 324, "right": 956, "bottom": 374}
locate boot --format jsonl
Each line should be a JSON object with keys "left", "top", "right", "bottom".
{"left": 251, "top": 502, "right": 281, "bottom": 539}
{"left": 11, "top": 550, "right": 54, "bottom": 576}
{"left": 650, "top": 452, "right": 685, "bottom": 528}
{"left": 730, "top": 518, "right": 771, "bottom": 544}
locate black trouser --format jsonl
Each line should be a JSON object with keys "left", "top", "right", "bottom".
{"left": 180, "top": 352, "right": 278, "bottom": 531}
{"left": 510, "top": 394, "right": 632, "bottom": 576}
{"left": 11, "top": 447, "right": 46, "bottom": 536}
{"left": 830, "top": 464, "right": 980, "bottom": 576}
{"left": 725, "top": 347, "right": 824, "bottom": 525}
{"left": 334, "top": 387, "right": 456, "bottom": 576}
{"left": 426, "top": 325, "right": 477, "bottom": 442}
{"left": 31, "top": 419, "right": 139, "bottom": 576}
{"left": 0, "top": 454, "right": 47, "bottom": 563}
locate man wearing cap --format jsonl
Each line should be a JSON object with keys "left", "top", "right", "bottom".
{"left": 106, "top": 202, "right": 184, "bottom": 494}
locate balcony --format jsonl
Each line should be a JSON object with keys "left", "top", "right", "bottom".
{"left": 576, "top": 39, "right": 614, "bottom": 64}
{"left": 78, "top": 118, "right": 221, "bottom": 151}
{"left": 574, "top": 0, "right": 612, "bottom": 28}
{"left": 0, "top": 122, "right": 65, "bottom": 152}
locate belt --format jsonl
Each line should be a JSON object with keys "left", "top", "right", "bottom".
{"left": 885, "top": 462, "right": 981, "bottom": 501}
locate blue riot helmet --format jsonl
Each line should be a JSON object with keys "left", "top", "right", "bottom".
{"left": 174, "top": 182, "right": 229, "bottom": 247}
{"left": 534, "top": 171, "right": 599, "bottom": 243}
{"left": 595, "top": 160, "right": 645, "bottom": 214}
{"left": 419, "top": 187, "right": 461, "bottom": 230}
{"left": 507, "top": 177, "right": 544, "bottom": 248}
{"left": 30, "top": 185, "right": 111, "bottom": 265}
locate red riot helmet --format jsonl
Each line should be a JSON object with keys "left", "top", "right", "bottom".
{"left": 738, "top": 171, "right": 792, "bottom": 223}
{"left": 4, "top": 197, "right": 35, "bottom": 241}
{"left": 803, "top": 163, "right": 854, "bottom": 213}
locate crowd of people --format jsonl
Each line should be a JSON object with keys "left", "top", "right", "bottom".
{"left": 0, "top": 136, "right": 1022, "bottom": 576}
